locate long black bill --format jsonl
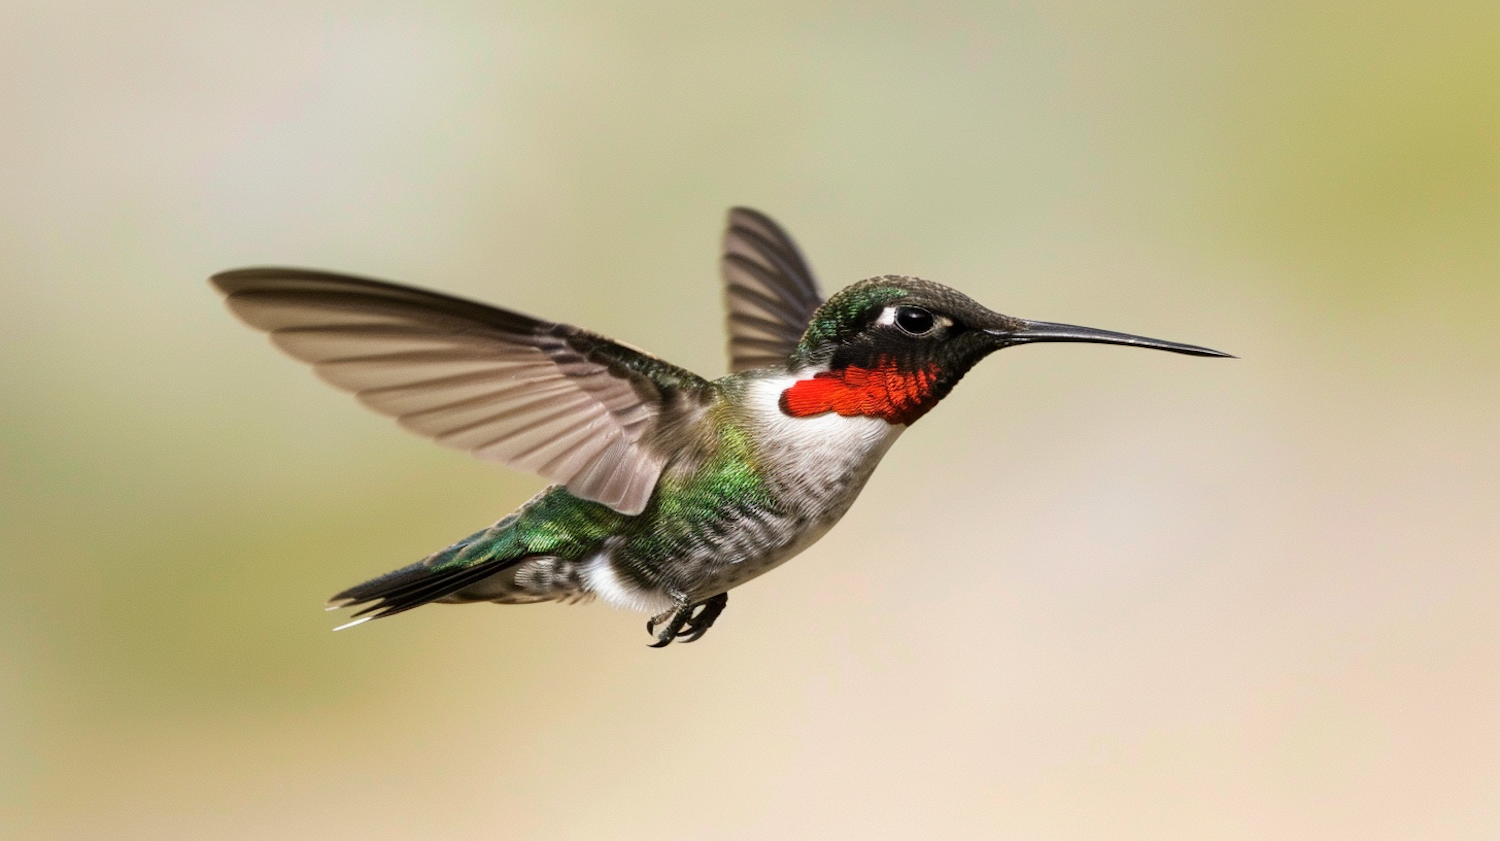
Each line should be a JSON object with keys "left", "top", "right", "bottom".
{"left": 989, "top": 320, "right": 1233, "bottom": 358}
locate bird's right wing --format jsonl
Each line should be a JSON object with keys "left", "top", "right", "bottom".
{"left": 721, "top": 208, "right": 823, "bottom": 373}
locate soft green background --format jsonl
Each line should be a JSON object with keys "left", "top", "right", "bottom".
{"left": 2, "top": 2, "right": 1497, "bottom": 839}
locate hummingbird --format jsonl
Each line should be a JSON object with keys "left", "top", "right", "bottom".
{"left": 213, "top": 208, "right": 1229, "bottom": 647}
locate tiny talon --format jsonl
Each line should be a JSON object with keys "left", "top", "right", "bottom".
{"left": 643, "top": 593, "right": 724, "bottom": 648}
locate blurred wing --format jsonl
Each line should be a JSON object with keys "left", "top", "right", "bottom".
{"left": 721, "top": 208, "right": 823, "bottom": 373}
{"left": 212, "top": 268, "right": 709, "bottom": 515}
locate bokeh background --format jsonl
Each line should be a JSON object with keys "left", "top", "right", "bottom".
{"left": 2, "top": 2, "right": 1497, "bottom": 839}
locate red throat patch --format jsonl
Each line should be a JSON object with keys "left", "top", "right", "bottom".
{"left": 779, "top": 362, "right": 942, "bottom": 425}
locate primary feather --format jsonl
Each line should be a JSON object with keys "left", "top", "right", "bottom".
{"left": 212, "top": 268, "right": 709, "bottom": 515}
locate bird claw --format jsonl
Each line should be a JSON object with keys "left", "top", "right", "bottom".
{"left": 645, "top": 593, "right": 727, "bottom": 648}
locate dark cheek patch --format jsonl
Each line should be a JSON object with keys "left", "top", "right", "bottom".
{"left": 779, "top": 362, "right": 941, "bottom": 425}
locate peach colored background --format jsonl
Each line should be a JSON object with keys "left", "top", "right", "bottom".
{"left": 2, "top": 2, "right": 1496, "bottom": 838}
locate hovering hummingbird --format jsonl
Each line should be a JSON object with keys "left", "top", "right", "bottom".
{"left": 213, "top": 208, "right": 1229, "bottom": 646}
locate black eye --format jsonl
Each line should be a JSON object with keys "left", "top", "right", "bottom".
{"left": 894, "top": 306, "right": 936, "bottom": 336}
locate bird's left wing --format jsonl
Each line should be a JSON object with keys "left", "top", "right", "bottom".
{"left": 213, "top": 268, "right": 709, "bottom": 516}
{"left": 721, "top": 208, "right": 824, "bottom": 373}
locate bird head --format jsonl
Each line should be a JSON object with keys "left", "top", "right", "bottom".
{"left": 780, "top": 276, "right": 1230, "bottom": 425}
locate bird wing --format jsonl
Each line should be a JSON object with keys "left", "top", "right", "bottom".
{"left": 721, "top": 208, "right": 823, "bottom": 373}
{"left": 212, "top": 268, "right": 709, "bottom": 516}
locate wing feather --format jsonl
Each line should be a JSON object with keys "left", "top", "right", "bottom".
{"left": 213, "top": 268, "right": 708, "bottom": 515}
{"left": 721, "top": 208, "right": 823, "bottom": 373}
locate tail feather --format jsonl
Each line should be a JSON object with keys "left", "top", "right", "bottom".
{"left": 327, "top": 524, "right": 531, "bottom": 624}
{"left": 333, "top": 557, "right": 530, "bottom": 622}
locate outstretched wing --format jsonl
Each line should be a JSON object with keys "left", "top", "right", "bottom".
{"left": 721, "top": 208, "right": 823, "bottom": 373}
{"left": 212, "top": 268, "right": 709, "bottom": 515}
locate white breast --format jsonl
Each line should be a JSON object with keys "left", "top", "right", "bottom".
{"left": 741, "top": 373, "right": 905, "bottom": 518}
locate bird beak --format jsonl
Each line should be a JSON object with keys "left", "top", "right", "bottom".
{"left": 986, "top": 320, "right": 1233, "bottom": 358}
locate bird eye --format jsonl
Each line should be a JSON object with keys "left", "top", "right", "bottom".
{"left": 894, "top": 306, "right": 937, "bottom": 336}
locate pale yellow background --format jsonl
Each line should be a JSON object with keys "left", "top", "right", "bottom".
{"left": 2, "top": 2, "right": 1497, "bottom": 839}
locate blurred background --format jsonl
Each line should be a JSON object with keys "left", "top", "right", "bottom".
{"left": 2, "top": 2, "right": 1497, "bottom": 838}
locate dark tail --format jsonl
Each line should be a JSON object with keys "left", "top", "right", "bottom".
{"left": 327, "top": 523, "right": 528, "bottom": 629}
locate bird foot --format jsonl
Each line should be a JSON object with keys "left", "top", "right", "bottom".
{"left": 646, "top": 593, "right": 728, "bottom": 647}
